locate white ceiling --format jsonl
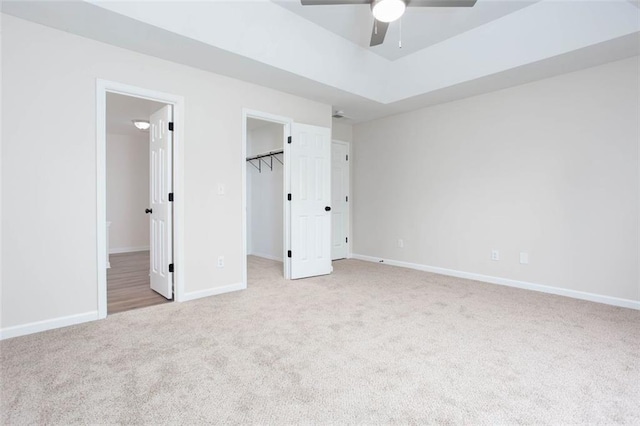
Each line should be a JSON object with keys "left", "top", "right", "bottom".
{"left": 3, "top": 0, "right": 639, "bottom": 123}
{"left": 106, "top": 92, "right": 167, "bottom": 137}
{"left": 273, "top": 0, "right": 537, "bottom": 60}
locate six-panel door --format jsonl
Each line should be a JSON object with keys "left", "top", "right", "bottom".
{"left": 290, "top": 123, "right": 332, "bottom": 279}
{"left": 149, "top": 105, "right": 173, "bottom": 299}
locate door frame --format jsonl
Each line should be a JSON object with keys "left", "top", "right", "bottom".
{"left": 242, "top": 109, "right": 292, "bottom": 283}
{"left": 332, "top": 139, "right": 351, "bottom": 260}
{"left": 96, "top": 79, "right": 186, "bottom": 319}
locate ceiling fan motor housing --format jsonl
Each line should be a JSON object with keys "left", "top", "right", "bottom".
{"left": 300, "top": 0, "right": 477, "bottom": 47}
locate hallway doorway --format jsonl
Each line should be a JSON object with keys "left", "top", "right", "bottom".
{"left": 105, "top": 92, "right": 174, "bottom": 314}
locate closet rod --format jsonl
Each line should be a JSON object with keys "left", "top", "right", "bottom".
{"left": 246, "top": 149, "right": 283, "bottom": 173}
{"left": 245, "top": 149, "right": 284, "bottom": 162}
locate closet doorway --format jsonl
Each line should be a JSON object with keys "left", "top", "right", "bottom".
{"left": 245, "top": 117, "right": 287, "bottom": 276}
{"left": 242, "top": 109, "right": 332, "bottom": 284}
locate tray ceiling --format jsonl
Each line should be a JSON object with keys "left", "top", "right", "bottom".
{"left": 3, "top": 0, "right": 638, "bottom": 123}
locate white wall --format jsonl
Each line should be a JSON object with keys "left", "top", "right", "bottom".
{"left": 1, "top": 15, "right": 331, "bottom": 332}
{"left": 106, "top": 132, "right": 149, "bottom": 252}
{"left": 353, "top": 56, "right": 640, "bottom": 304}
{"left": 247, "top": 122, "right": 284, "bottom": 261}
{"left": 332, "top": 119, "right": 353, "bottom": 143}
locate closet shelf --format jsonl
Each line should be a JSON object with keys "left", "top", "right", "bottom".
{"left": 246, "top": 149, "right": 283, "bottom": 173}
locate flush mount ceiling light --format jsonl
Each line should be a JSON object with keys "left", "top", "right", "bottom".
{"left": 132, "top": 120, "right": 150, "bottom": 131}
{"left": 371, "top": 0, "right": 406, "bottom": 23}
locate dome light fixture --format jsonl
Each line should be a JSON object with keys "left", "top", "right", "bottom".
{"left": 132, "top": 120, "right": 150, "bottom": 131}
{"left": 371, "top": 0, "right": 406, "bottom": 23}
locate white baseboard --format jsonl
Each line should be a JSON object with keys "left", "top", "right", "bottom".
{"left": 351, "top": 254, "right": 640, "bottom": 310}
{"left": 249, "top": 252, "right": 283, "bottom": 262}
{"left": 0, "top": 311, "right": 99, "bottom": 340}
{"left": 179, "top": 282, "right": 246, "bottom": 302}
{"left": 109, "top": 246, "right": 150, "bottom": 254}
{"left": 0, "top": 281, "right": 246, "bottom": 339}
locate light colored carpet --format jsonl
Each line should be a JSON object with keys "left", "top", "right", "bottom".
{"left": 1, "top": 257, "right": 639, "bottom": 424}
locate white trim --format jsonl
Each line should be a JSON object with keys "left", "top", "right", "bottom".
{"left": 105, "top": 221, "right": 111, "bottom": 268}
{"left": 0, "top": 311, "right": 99, "bottom": 340}
{"left": 351, "top": 254, "right": 640, "bottom": 310}
{"left": 180, "top": 282, "right": 245, "bottom": 302}
{"left": 96, "top": 79, "right": 186, "bottom": 319}
{"left": 241, "top": 109, "right": 293, "bottom": 286}
{"left": 249, "top": 252, "right": 284, "bottom": 262}
{"left": 109, "top": 246, "right": 150, "bottom": 254}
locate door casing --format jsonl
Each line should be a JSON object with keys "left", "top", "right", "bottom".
{"left": 96, "top": 79, "right": 185, "bottom": 319}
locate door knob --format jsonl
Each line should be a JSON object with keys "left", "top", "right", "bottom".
{"left": 325, "top": 206, "right": 331, "bottom": 212}
{"left": 145, "top": 208, "right": 153, "bottom": 214}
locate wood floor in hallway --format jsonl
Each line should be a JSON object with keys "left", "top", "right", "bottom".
{"left": 107, "top": 250, "right": 171, "bottom": 314}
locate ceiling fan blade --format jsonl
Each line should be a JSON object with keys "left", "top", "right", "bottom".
{"left": 369, "top": 20, "right": 389, "bottom": 46}
{"left": 301, "top": 0, "right": 370, "bottom": 5}
{"left": 407, "top": 0, "right": 477, "bottom": 6}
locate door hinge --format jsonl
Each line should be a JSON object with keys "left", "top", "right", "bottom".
{"left": 168, "top": 193, "right": 174, "bottom": 202}
{"left": 287, "top": 136, "right": 292, "bottom": 144}
{"left": 168, "top": 122, "right": 174, "bottom": 132}
{"left": 287, "top": 250, "right": 292, "bottom": 258}
{"left": 346, "top": 195, "right": 348, "bottom": 202}
{"left": 169, "top": 263, "right": 174, "bottom": 273}
{"left": 346, "top": 237, "right": 348, "bottom": 243}
{"left": 287, "top": 193, "right": 292, "bottom": 201}
{"left": 346, "top": 154, "right": 349, "bottom": 161}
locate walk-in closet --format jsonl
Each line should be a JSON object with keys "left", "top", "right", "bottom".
{"left": 246, "top": 118, "right": 285, "bottom": 263}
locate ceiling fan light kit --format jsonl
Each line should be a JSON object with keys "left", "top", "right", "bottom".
{"left": 371, "top": 0, "right": 406, "bottom": 23}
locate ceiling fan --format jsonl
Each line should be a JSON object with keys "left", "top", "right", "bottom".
{"left": 301, "top": 0, "right": 478, "bottom": 46}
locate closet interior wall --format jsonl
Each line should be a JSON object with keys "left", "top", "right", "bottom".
{"left": 247, "top": 119, "right": 284, "bottom": 262}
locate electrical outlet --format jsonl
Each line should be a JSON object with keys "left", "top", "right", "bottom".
{"left": 217, "top": 183, "right": 225, "bottom": 195}
{"left": 217, "top": 256, "right": 224, "bottom": 268}
{"left": 398, "top": 239, "right": 404, "bottom": 248}
{"left": 520, "top": 252, "right": 529, "bottom": 264}
{"left": 491, "top": 250, "right": 500, "bottom": 261}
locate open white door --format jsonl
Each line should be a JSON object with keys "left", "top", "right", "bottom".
{"left": 149, "top": 105, "right": 173, "bottom": 299}
{"left": 289, "top": 123, "right": 332, "bottom": 279}
{"left": 331, "top": 141, "right": 349, "bottom": 260}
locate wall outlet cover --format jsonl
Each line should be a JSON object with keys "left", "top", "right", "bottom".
{"left": 491, "top": 250, "right": 500, "bottom": 261}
